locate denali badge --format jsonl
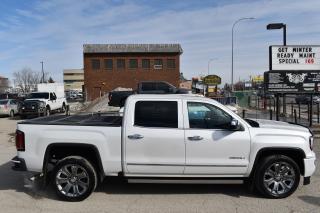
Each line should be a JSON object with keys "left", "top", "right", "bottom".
{"left": 229, "top": 157, "right": 245, "bottom": 159}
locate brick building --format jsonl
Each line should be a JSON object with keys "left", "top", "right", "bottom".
{"left": 83, "top": 44, "right": 183, "bottom": 100}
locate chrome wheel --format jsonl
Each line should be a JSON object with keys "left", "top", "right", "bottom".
{"left": 263, "top": 162, "right": 295, "bottom": 196}
{"left": 55, "top": 164, "right": 90, "bottom": 198}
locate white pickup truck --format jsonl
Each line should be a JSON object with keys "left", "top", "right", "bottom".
{"left": 12, "top": 94, "right": 316, "bottom": 201}
{"left": 19, "top": 83, "right": 67, "bottom": 117}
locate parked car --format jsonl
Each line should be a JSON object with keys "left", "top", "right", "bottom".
{"left": 0, "top": 93, "right": 19, "bottom": 100}
{"left": 12, "top": 94, "right": 316, "bottom": 201}
{"left": 108, "top": 81, "right": 190, "bottom": 107}
{"left": 0, "top": 99, "right": 18, "bottom": 117}
{"left": 295, "top": 95, "right": 320, "bottom": 104}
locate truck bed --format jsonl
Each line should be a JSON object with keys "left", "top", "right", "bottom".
{"left": 19, "top": 112, "right": 122, "bottom": 126}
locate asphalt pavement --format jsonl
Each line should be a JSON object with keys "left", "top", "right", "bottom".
{"left": 0, "top": 117, "right": 319, "bottom": 213}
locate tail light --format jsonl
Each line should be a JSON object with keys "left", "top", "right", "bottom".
{"left": 15, "top": 130, "right": 25, "bottom": 151}
{"left": 109, "top": 94, "right": 112, "bottom": 101}
{"left": 309, "top": 136, "right": 314, "bottom": 151}
{"left": 4, "top": 104, "right": 8, "bottom": 109}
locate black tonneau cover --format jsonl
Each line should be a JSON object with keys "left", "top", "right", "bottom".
{"left": 19, "top": 113, "right": 122, "bottom": 126}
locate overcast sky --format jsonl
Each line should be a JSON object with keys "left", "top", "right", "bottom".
{"left": 1, "top": 0, "right": 320, "bottom": 84}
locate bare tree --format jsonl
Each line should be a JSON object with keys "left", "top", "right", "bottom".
{"left": 13, "top": 68, "right": 46, "bottom": 93}
{"left": 0, "top": 77, "right": 10, "bottom": 93}
{"left": 48, "top": 76, "right": 55, "bottom": 83}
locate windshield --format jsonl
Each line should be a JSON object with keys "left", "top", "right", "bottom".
{"left": 0, "top": 100, "right": 8, "bottom": 105}
{"left": 27, "top": 92, "right": 49, "bottom": 99}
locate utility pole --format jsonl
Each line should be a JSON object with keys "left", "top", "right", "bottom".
{"left": 40, "top": 61, "right": 44, "bottom": 83}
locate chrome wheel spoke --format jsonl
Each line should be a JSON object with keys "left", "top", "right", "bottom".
{"left": 56, "top": 177, "right": 68, "bottom": 184}
{"left": 77, "top": 180, "right": 88, "bottom": 191}
{"left": 63, "top": 183, "right": 73, "bottom": 194}
{"left": 61, "top": 166, "right": 71, "bottom": 177}
{"left": 272, "top": 181, "right": 279, "bottom": 193}
{"left": 71, "top": 165, "right": 78, "bottom": 175}
{"left": 78, "top": 172, "right": 87, "bottom": 179}
{"left": 73, "top": 185, "right": 80, "bottom": 196}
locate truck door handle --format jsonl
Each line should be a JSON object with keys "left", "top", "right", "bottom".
{"left": 128, "top": 134, "right": 144, "bottom": 140}
{"left": 188, "top": 136, "right": 203, "bottom": 141}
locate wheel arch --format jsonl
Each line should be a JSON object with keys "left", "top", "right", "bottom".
{"left": 43, "top": 143, "right": 105, "bottom": 182}
{"left": 250, "top": 147, "right": 306, "bottom": 177}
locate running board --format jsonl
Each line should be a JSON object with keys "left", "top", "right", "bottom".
{"left": 128, "top": 179, "right": 243, "bottom": 184}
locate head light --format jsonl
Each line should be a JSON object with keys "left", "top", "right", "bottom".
{"left": 39, "top": 102, "right": 45, "bottom": 107}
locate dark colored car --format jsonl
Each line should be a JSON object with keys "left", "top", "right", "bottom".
{"left": 108, "top": 81, "right": 190, "bottom": 107}
{"left": 295, "top": 95, "right": 320, "bottom": 104}
{"left": 0, "top": 93, "right": 19, "bottom": 100}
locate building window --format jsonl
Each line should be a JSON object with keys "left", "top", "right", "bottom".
{"left": 142, "top": 59, "right": 150, "bottom": 69}
{"left": 129, "top": 59, "right": 138, "bottom": 69}
{"left": 134, "top": 101, "right": 178, "bottom": 128}
{"left": 91, "top": 59, "right": 100, "bottom": 70}
{"left": 154, "top": 59, "right": 163, "bottom": 69}
{"left": 117, "top": 59, "right": 125, "bottom": 69}
{"left": 104, "top": 59, "right": 113, "bottom": 70}
{"left": 167, "top": 59, "right": 176, "bottom": 69}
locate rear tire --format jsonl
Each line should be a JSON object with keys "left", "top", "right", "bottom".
{"left": 60, "top": 104, "right": 66, "bottom": 113}
{"left": 254, "top": 155, "right": 300, "bottom": 199}
{"left": 52, "top": 156, "right": 97, "bottom": 202}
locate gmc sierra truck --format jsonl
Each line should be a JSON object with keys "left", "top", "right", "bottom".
{"left": 12, "top": 94, "right": 316, "bottom": 201}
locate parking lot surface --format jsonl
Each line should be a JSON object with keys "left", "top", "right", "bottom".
{"left": 0, "top": 117, "right": 319, "bottom": 213}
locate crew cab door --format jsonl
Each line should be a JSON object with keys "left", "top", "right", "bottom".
{"left": 124, "top": 99, "right": 185, "bottom": 174}
{"left": 49, "top": 92, "right": 60, "bottom": 110}
{"left": 183, "top": 100, "right": 250, "bottom": 175}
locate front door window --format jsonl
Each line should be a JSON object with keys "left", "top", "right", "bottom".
{"left": 187, "top": 102, "right": 232, "bottom": 129}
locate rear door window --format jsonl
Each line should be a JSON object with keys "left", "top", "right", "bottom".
{"left": 134, "top": 101, "right": 178, "bottom": 128}
{"left": 0, "top": 100, "right": 8, "bottom": 105}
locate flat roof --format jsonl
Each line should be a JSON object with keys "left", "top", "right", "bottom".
{"left": 63, "top": 69, "right": 84, "bottom": 74}
{"left": 83, "top": 44, "right": 183, "bottom": 54}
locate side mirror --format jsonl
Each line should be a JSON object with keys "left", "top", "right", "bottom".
{"left": 230, "top": 119, "right": 240, "bottom": 130}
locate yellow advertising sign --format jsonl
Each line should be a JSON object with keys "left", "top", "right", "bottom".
{"left": 252, "top": 75, "right": 264, "bottom": 83}
{"left": 203, "top": 75, "right": 221, "bottom": 85}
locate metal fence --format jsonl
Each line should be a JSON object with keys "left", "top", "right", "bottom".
{"left": 243, "top": 95, "right": 320, "bottom": 127}
{"left": 211, "top": 97, "right": 237, "bottom": 105}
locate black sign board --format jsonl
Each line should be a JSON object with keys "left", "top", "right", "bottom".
{"left": 264, "top": 70, "right": 320, "bottom": 93}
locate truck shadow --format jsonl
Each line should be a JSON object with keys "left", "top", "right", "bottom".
{"left": 0, "top": 161, "right": 257, "bottom": 200}
{"left": 298, "top": 196, "right": 320, "bottom": 207}
{"left": 0, "top": 161, "right": 57, "bottom": 200}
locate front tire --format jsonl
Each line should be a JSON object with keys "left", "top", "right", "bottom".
{"left": 45, "top": 106, "right": 51, "bottom": 116}
{"left": 52, "top": 156, "right": 97, "bottom": 201}
{"left": 9, "top": 110, "right": 14, "bottom": 117}
{"left": 254, "top": 155, "right": 300, "bottom": 199}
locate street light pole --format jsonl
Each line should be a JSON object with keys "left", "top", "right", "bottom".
{"left": 266, "top": 23, "right": 287, "bottom": 120}
{"left": 266, "top": 23, "right": 287, "bottom": 45}
{"left": 207, "top": 58, "right": 217, "bottom": 75}
{"left": 40, "top": 61, "right": 44, "bottom": 83}
{"left": 231, "top": 17, "right": 255, "bottom": 93}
